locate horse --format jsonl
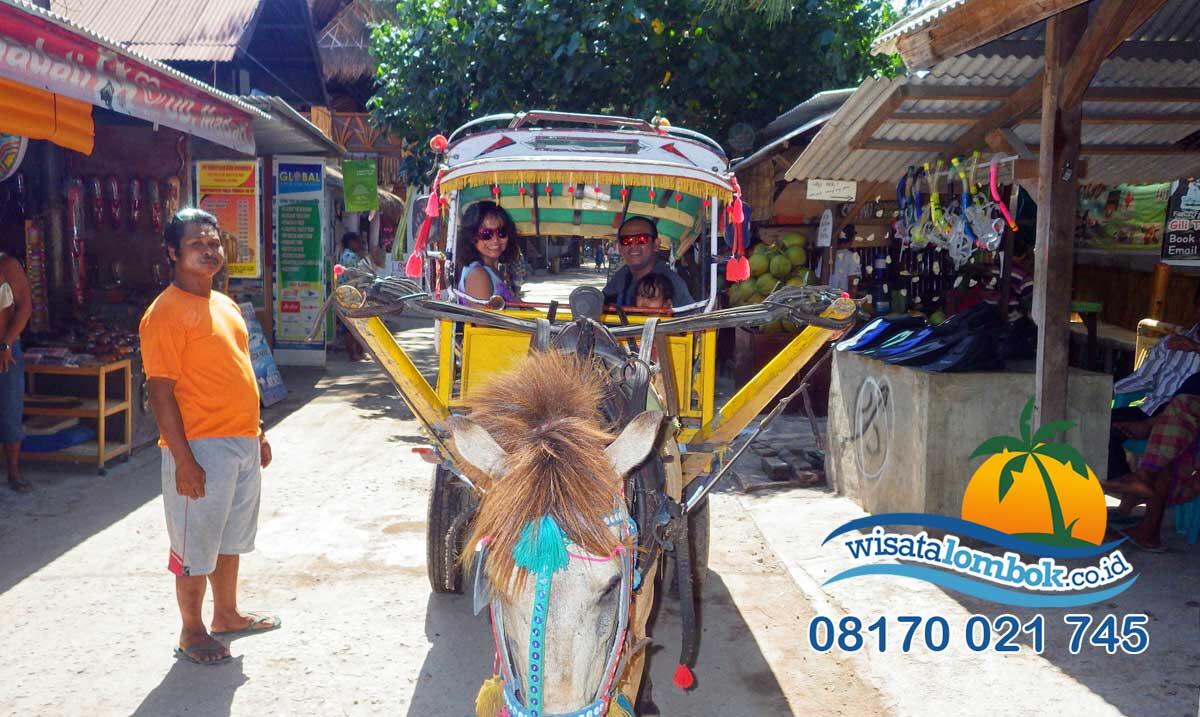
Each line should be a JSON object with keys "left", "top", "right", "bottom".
{"left": 447, "top": 350, "right": 665, "bottom": 716}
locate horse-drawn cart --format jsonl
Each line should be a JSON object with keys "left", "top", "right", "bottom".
{"left": 331, "top": 111, "right": 857, "bottom": 715}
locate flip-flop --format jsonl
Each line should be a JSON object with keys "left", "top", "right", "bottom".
{"left": 174, "top": 643, "right": 232, "bottom": 666}
{"left": 211, "top": 612, "right": 282, "bottom": 640}
{"left": 1116, "top": 528, "right": 1167, "bottom": 553}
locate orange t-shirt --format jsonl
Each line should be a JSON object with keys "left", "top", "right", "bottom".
{"left": 139, "top": 286, "right": 261, "bottom": 446}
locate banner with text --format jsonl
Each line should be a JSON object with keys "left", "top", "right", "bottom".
{"left": 343, "top": 158, "right": 379, "bottom": 212}
{"left": 274, "top": 158, "right": 326, "bottom": 364}
{"left": 196, "top": 160, "right": 260, "bottom": 279}
{"left": 1163, "top": 179, "right": 1200, "bottom": 262}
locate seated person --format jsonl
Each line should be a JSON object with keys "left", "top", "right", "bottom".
{"left": 1107, "top": 285, "right": 1200, "bottom": 481}
{"left": 634, "top": 273, "right": 674, "bottom": 311}
{"left": 457, "top": 201, "right": 521, "bottom": 304}
{"left": 1104, "top": 392, "right": 1200, "bottom": 551}
{"left": 603, "top": 216, "right": 694, "bottom": 308}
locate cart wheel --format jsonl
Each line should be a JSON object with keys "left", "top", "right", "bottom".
{"left": 426, "top": 465, "right": 473, "bottom": 594}
{"left": 664, "top": 497, "right": 710, "bottom": 598}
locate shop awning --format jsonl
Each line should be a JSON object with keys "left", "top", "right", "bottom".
{"left": 242, "top": 96, "right": 345, "bottom": 157}
{"left": 0, "top": 76, "right": 92, "bottom": 154}
{"left": 0, "top": 0, "right": 267, "bottom": 155}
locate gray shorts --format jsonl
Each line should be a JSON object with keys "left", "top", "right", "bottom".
{"left": 162, "top": 437, "right": 262, "bottom": 577}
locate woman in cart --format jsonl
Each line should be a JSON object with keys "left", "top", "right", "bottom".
{"left": 456, "top": 201, "right": 521, "bottom": 303}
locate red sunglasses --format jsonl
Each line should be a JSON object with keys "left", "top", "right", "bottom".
{"left": 477, "top": 228, "right": 509, "bottom": 241}
{"left": 619, "top": 233, "right": 654, "bottom": 246}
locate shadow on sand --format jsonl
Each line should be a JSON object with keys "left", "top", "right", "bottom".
{"left": 131, "top": 655, "right": 248, "bottom": 717}
{"left": 406, "top": 571, "right": 792, "bottom": 716}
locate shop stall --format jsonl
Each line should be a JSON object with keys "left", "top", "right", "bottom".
{"left": 783, "top": 0, "right": 1200, "bottom": 513}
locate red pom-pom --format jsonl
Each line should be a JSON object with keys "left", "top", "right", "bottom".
{"left": 567, "top": 186, "right": 575, "bottom": 194}
{"left": 519, "top": 186, "right": 526, "bottom": 196}
{"left": 545, "top": 184, "right": 553, "bottom": 195}
{"left": 333, "top": 264, "right": 345, "bottom": 276}
{"left": 620, "top": 188, "right": 629, "bottom": 199}
{"left": 703, "top": 199, "right": 711, "bottom": 208}
{"left": 674, "top": 193, "right": 683, "bottom": 202}
{"left": 491, "top": 185, "right": 500, "bottom": 196}
{"left": 649, "top": 190, "right": 657, "bottom": 200}
{"left": 429, "top": 134, "right": 449, "bottom": 152}
{"left": 672, "top": 664, "right": 695, "bottom": 690}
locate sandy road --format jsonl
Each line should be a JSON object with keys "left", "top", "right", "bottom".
{"left": 0, "top": 320, "right": 882, "bottom": 716}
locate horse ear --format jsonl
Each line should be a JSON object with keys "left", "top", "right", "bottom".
{"left": 606, "top": 410, "right": 664, "bottom": 476}
{"left": 447, "top": 416, "right": 508, "bottom": 479}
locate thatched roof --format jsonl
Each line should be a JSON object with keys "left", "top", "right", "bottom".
{"left": 317, "top": 0, "right": 395, "bottom": 83}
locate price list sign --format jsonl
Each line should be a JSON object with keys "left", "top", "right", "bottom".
{"left": 1163, "top": 179, "right": 1200, "bottom": 262}
{"left": 196, "top": 161, "right": 261, "bottom": 278}
{"left": 273, "top": 159, "right": 326, "bottom": 363}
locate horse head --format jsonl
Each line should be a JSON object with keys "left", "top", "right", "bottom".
{"left": 447, "top": 351, "right": 663, "bottom": 716}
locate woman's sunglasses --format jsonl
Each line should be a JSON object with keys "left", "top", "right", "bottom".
{"left": 619, "top": 233, "right": 654, "bottom": 246}
{"left": 477, "top": 228, "right": 509, "bottom": 241}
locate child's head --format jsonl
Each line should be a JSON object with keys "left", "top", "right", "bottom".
{"left": 634, "top": 273, "right": 674, "bottom": 310}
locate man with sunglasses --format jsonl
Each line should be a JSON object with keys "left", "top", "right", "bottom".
{"left": 603, "top": 216, "right": 694, "bottom": 308}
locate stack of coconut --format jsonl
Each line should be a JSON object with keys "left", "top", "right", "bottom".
{"left": 727, "top": 232, "right": 814, "bottom": 332}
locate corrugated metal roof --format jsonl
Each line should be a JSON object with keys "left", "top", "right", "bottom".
{"left": 49, "top": 0, "right": 261, "bottom": 62}
{"left": 877, "top": 0, "right": 1200, "bottom": 62}
{"left": 243, "top": 95, "right": 343, "bottom": 157}
{"left": 6, "top": 0, "right": 266, "bottom": 119}
{"left": 785, "top": 55, "right": 1200, "bottom": 186}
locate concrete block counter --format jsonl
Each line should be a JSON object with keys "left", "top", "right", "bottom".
{"left": 827, "top": 350, "right": 1112, "bottom": 518}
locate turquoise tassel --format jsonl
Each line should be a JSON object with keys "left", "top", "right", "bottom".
{"left": 513, "top": 515, "right": 570, "bottom": 575}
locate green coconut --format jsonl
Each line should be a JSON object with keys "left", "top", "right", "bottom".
{"left": 781, "top": 232, "right": 806, "bottom": 248}
{"left": 792, "top": 268, "right": 813, "bottom": 285}
{"left": 929, "top": 310, "right": 947, "bottom": 325}
{"left": 756, "top": 274, "right": 779, "bottom": 296}
{"left": 747, "top": 293, "right": 766, "bottom": 306}
{"left": 786, "top": 276, "right": 806, "bottom": 288}
{"left": 785, "top": 246, "right": 807, "bottom": 268}
{"left": 749, "top": 253, "right": 770, "bottom": 277}
{"left": 769, "top": 255, "right": 793, "bottom": 279}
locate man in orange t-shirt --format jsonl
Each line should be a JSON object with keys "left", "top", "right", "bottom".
{"left": 140, "top": 208, "right": 279, "bottom": 665}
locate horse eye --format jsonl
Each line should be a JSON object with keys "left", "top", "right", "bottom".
{"left": 596, "top": 574, "right": 621, "bottom": 604}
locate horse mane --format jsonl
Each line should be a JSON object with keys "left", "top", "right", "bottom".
{"left": 463, "top": 350, "right": 623, "bottom": 593}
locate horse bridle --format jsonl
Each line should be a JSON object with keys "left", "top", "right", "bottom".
{"left": 473, "top": 509, "right": 638, "bottom": 717}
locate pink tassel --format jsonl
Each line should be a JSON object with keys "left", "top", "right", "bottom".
{"left": 672, "top": 664, "right": 695, "bottom": 690}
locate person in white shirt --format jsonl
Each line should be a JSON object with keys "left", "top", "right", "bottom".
{"left": 1108, "top": 285, "right": 1200, "bottom": 481}
{"left": 816, "top": 225, "right": 861, "bottom": 294}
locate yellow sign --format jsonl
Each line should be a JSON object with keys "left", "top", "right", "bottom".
{"left": 196, "top": 160, "right": 261, "bottom": 278}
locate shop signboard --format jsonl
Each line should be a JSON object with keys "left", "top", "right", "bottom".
{"left": 273, "top": 157, "right": 326, "bottom": 366}
{"left": 343, "top": 158, "right": 379, "bottom": 212}
{"left": 195, "top": 161, "right": 261, "bottom": 279}
{"left": 1076, "top": 182, "right": 1169, "bottom": 251}
{"left": 240, "top": 302, "right": 287, "bottom": 407}
{"left": 807, "top": 179, "right": 857, "bottom": 202}
{"left": 1162, "top": 179, "right": 1200, "bottom": 263}
{"left": 0, "top": 5, "right": 254, "bottom": 154}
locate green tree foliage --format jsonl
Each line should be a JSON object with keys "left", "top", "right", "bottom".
{"left": 370, "top": 0, "right": 897, "bottom": 180}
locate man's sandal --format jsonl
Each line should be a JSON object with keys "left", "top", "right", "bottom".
{"left": 173, "top": 642, "right": 232, "bottom": 666}
{"left": 211, "top": 612, "right": 281, "bottom": 640}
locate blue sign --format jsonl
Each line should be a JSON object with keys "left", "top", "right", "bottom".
{"left": 277, "top": 163, "right": 323, "bottom": 196}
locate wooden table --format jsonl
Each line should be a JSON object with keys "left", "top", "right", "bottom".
{"left": 24, "top": 359, "right": 133, "bottom": 474}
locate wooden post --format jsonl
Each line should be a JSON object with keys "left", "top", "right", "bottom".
{"left": 1149, "top": 261, "right": 1171, "bottom": 320}
{"left": 1032, "top": 7, "right": 1088, "bottom": 426}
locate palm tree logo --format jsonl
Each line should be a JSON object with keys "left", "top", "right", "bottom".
{"left": 967, "top": 397, "right": 1101, "bottom": 546}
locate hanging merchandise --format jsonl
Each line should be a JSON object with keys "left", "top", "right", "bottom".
{"left": 24, "top": 219, "right": 49, "bottom": 332}
{"left": 85, "top": 176, "right": 103, "bottom": 227}
{"left": 147, "top": 178, "right": 163, "bottom": 233}
{"left": 164, "top": 175, "right": 181, "bottom": 219}
{"left": 0, "top": 134, "right": 27, "bottom": 182}
{"left": 128, "top": 177, "right": 142, "bottom": 231}
{"left": 66, "top": 178, "right": 87, "bottom": 306}
{"left": 105, "top": 174, "right": 123, "bottom": 229}
{"left": 989, "top": 157, "right": 1018, "bottom": 233}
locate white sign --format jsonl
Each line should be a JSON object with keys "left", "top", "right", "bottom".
{"left": 817, "top": 209, "right": 834, "bottom": 248}
{"left": 807, "top": 179, "right": 858, "bottom": 202}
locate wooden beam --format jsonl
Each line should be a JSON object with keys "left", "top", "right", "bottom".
{"left": 848, "top": 85, "right": 908, "bottom": 150}
{"left": 880, "top": 0, "right": 1091, "bottom": 70}
{"left": 1033, "top": 6, "right": 1088, "bottom": 426}
{"left": 903, "top": 84, "right": 1200, "bottom": 105}
{"left": 1062, "top": 0, "right": 1169, "bottom": 108}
